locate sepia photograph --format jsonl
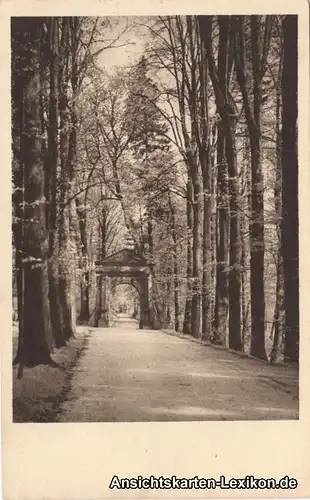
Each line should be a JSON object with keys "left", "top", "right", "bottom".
{"left": 11, "top": 14, "right": 299, "bottom": 424}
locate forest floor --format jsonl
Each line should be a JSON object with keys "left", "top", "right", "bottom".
{"left": 12, "top": 325, "right": 91, "bottom": 422}
{"left": 56, "top": 316, "right": 298, "bottom": 422}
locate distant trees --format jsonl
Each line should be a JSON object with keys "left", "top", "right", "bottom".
{"left": 142, "top": 14, "right": 299, "bottom": 361}
{"left": 125, "top": 55, "right": 171, "bottom": 160}
{"left": 11, "top": 15, "right": 299, "bottom": 369}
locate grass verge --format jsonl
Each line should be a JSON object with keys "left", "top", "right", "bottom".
{"left": 13, "top": 326, "right": 91, "bottom": 423}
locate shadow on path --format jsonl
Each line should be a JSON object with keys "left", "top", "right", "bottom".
{"left": 56, "top": 323, "right": 298, "bottom": 422}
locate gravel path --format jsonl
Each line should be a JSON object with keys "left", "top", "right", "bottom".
{"left": 57, "top": 319, "right": 298, "bottom": 422}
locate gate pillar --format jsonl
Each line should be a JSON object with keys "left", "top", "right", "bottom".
{"left": 139, "top": 275, "right": 151, "bottom": 329}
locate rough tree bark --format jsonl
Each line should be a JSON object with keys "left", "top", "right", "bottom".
{"left": 190, "top": 18, "right": 212, "bottom": 341}
{"left": 168, "top": 191, "right": 180, "bottom": 332}
{"left": 76, "top": 196, "right": 90, "bottom": 321}
{"left": 249, "top": 17, "right": 266, "bottom": 359}
{"left": 281, "top": 15, "right": 299, "bottom": 363}
{"left": 213, "top": 120, "right": 229, "bottom": 345}
{"left": 212, "top": 20, "right": 230, "bottom": 345}
{"left": 12, "top": 18, "right": 55, "bottom": 369}
{"left": 46, "top": 17, "right": 66, "bottom": 348}
{"left": 199, "top": 15, "right": 242, "bottom": 350}
{"left": 190, "top": 160, "right": 202, "bottom": 338}
{"left": 182, "top": 177, "right": 194, "bottom": 334}
{"left": 12, "top": 21, "right": 24, "bottom": 362}
{"left": 232, "top": 16, "right": 271, "bottom": 360}
{"left": 89, "top": 206, "right": 107, "bottom": 327}
{"left": 57, "top": 17, "right": 74, "bottom": 341}
{"left": 164, "top": 17, "right": 200, "bottom": 337}
{"left": 270, "top": 59, "right": 284, "bottom": 362}
{"left": 183, "top": 18, "right": 202, "bottom": 339}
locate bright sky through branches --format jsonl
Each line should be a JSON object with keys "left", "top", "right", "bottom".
{"left": 98, "top": 16, "right": 147, "bottom": 71}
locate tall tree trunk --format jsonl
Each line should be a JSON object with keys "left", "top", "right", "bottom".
{"left": 168, "top": 192, "right": 180, "bottom": 332}
{"left": 96, "top": 219, "right": 103, "bottom": 324}
{"left": 212, "top": 22, "right": 230, "bottom": 344}
{"left": 90, "top": 216, "right": 105, "bottom": 328}
{"left": 249, "top": 17, "right": 267, "bottom": 360}
{"left": 197, "top": 35, "right": 212, "bottom": 341}
{"left": 46, "top": 17, "right": 66, "bottom": 348}
{"left": 281, "top": 15, "right": 299, "bottom": 362}
{"left": 68, "top": 18, "right": 90, "bottom": 323}
{"left": 231, "top": 16, "right": 272, "bottom": 360}
{"left": 270, "top": 251, "right": 284, "bottom": 362}
{"left": 201, "top": 169, "right": 212, "bottom": 339}
{"left": 12, "top": 18, "right": 55, "bottom": 369}
{"left": 99, "top": 205, "right": 109, "bottom": 327}
{"left": 226, "top": 124, "right": 243, "bottom": 351}
{"left": 184, "top": 18, "right": 203, "bottom": 339}
{"left": 249, "top": 130, "right": 266, "bottom": 359}
{"left": 76, "top": 196, "right": 90, "bottom": 321}
{"left": 58, "top": 210, "right": 74, "bottom": 340}
{"left": 241, "top": 140, "right": 252, "bottom": 348}
{"left": 146, "top": 214, "right": 155, "bottom": 329}
{"left": 240, "top": 209, "right": 247, "bottom": 349}
{"left": 12, "top": 31, "right": 24, "bottom": 362}
{"left": 94, "top": 273, "right": 103, "bottom": 325}
{"left": 47, "top": 16, "right": 59, "bottom": 256}
{"left": 199, "top": 15, "right": 242, "bottom": 350}
{"left": 164, "top": 18, "right": 197, "bottom": 336}
{"left": 165, "top": 258, "right": 172, "bottom": 328}
{"left": 57, "top": 17, "right": 74, "bottom": 341}
{"left": 182, "top": 177, "right": 193, "bottom": 333}
{"left": 190, "top": 167, "right": 201, "bottom": 338}
{"left": 210, "top": 136, "right": 217, "bottom": 334}
{"left": 90, "top": 240, "right": 102, "bottom": 328}
{"left": 269, "top": 43, "right": 285, "bottom": 362}
{"left": 48, "top": 257, "right": 66, "bottom": 348}
{"left": 214, "top": 123, "right": 229, "bottom": 345}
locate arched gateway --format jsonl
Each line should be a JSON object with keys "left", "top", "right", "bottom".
{"left": 94, "top": 248, "right": 151, "bottom": 329}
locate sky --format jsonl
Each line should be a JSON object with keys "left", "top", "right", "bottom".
{"left": 97, "top": 17, "right": 148, "bottom": 71}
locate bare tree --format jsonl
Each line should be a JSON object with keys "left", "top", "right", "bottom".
{"left": 232, "top": 15, "right": 273, "bottom": 360}
{"left": 199, "top": 15, "right": 242, "bottom": 351}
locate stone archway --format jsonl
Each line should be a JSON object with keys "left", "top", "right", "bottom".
{"left": 93, "top": 249, "right": 151, "bottom": 329}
